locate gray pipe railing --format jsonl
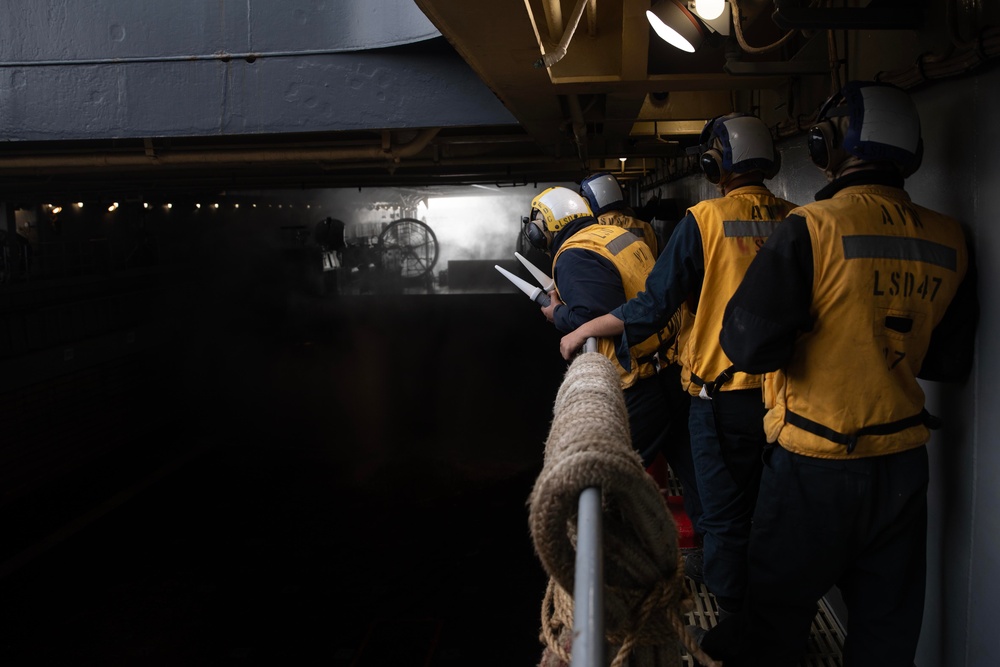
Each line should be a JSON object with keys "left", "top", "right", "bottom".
{"left": 571, "top": 336, "right": 604, "bottom": 667}
{"left": 571, "top": 486, "right": 605, "bottom": 667}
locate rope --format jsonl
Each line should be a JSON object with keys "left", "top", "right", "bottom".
{"left": 528, "top": 352, "right": 722, "bottom": 667}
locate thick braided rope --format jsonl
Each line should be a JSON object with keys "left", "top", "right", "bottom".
{"left": 529, "top": 352, "right": 720, "bottom": 667}
{"left": 539, "top": 576, "right": 720, "bottom": 667}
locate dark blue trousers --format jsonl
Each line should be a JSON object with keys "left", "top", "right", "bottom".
{"left": 702, "top": 444, "right": 929, "bottom": 667}
{"left": 687, "top": 389, "right": 767, "bottom": 610}
{"left": 623, "top": 365, "right": 702, "bottom": 534}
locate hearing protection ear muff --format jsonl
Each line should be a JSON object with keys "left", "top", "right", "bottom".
{"left": 807, "top": 120, "right": 837, "bottom": 170}
{"left": 697, "top": 117, "right": 724, "bottom": 184}
{"left": 807, "top": 89, "right": 845, "bottom": 170}
{"left": 700, "top": 148, "right": 724, "bottom": 184}
{"left": 522, "top": 212, "right": 550, "bottom": 251}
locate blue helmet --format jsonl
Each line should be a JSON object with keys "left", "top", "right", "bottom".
{"left": 579, "top": 173, "right": 625, "bottom": 216}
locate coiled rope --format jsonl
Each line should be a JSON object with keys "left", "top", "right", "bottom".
{"left": 528, "top": 352, "right": 721, "bottom": 667}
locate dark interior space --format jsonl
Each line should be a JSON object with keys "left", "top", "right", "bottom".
{"left": 0, "top": 214, "right": 570, "bottom": 665}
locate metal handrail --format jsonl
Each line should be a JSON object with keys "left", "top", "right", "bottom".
{"left": 571, "top": 486, "right": 605, "bottom": 667}
{"left": 571, "top": 335, "right": 604, "bottom": 667}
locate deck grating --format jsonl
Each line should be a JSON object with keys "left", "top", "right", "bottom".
{"left": 667, "top": 465, "right": 845, "bottom": 667}
{"left": 680, "top": 578, "right": 846, "bottom": 667}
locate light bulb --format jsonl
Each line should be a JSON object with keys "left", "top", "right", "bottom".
{"left": 694, "top": 0, "right": 725, "bottom": 20}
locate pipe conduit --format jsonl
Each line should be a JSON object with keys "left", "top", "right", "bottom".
{"left": 0, "top": 128, "right": 442, "bottom": 171}
{"left": 535, "top": 0, "right": 591, "bottom": 68}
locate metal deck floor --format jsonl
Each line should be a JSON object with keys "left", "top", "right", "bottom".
{"left": 680, "top": 574, "right": 846, "bottom": 667}
{"left": 665, "top": 463, "right": 846, "bottom": 667}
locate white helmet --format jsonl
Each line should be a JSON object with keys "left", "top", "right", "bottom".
{"left": 694, "top": 112, "right": 780, "bottom": 184}
{"left": 807, "top": 81, "right": 922, "bottom": 178}
{"left": 523, "top": 187, "right": 593, "bottom": 251}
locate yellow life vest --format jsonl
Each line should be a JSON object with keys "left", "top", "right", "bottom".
{"left": 597, "top": 210, "right": 660, "bottom": 257}
{"left": 680, "top": 186, "right": 797, "bottom": 396}
{"left": 763, "top": 185, "right": 968, "bottom": 459}
{"left": 553, "top": 224, "right": 681, "bottom": 389}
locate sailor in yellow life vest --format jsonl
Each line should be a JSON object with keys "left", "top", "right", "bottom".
{"left": 580, "top": 172, "right": 662, "bottom": 257}
{"left": 699, "top": 81, "right": 980, "bottom": 667}
{"left": 559, "top": 113, "right": 797, "bottom": 615}
{"left": 523, "top": 186, "right": 702, "bottom": 535}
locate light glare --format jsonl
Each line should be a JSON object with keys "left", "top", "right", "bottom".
{"left": 693, "top": 0, "right": 725, "bottom": 20}
{"left": 646, "top": 10, "right": 696, "bottom": 52}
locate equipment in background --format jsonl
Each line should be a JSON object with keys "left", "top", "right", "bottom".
{"left": 317, "top": 216, "right": 439, "bottom": 294}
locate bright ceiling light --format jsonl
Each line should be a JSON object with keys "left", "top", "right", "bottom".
{"left": 693, "top": 0, "right": 726, "bottom": 21}
{"left": 646, "top": 0, "right": 706, "bottom": 53}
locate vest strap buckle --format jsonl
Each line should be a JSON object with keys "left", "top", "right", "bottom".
{"left": 703, "top": 365, "right": 736, "bottom": 399}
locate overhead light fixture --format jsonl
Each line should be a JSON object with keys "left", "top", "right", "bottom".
{"left": 647, "top": 0, "right": 705, "bottom": 52}
{"left": 647, "top": 0, "right": 731, "bottom": 52}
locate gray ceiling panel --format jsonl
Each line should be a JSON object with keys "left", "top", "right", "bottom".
{"left": 0, "top": 0, "right": 440, "bottom": 62}
{"left": 0, "top": 50, "right": 515, "bottom": 141}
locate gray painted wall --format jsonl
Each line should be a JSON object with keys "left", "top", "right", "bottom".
{"left": 654, "top": 69, "right": 997, "bottom": 667}
{"left": 0, "top": 0, "right": 516, "bottom": 140}
{"left": 911, "top": 70, "right": 995, "bottom": 667}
